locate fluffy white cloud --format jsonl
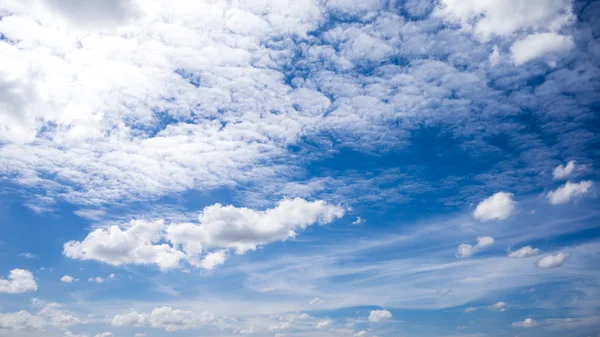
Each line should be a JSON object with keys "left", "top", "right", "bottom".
{"left": 166, "top": 198, "right": 345, "bottom": 254}
{"left": 510, "top": 32, "right": 575, "bottom": 65}
{"left": 553, "top": 160, "right": 577, "bottom": 180}
{"left": 536, "top": 252, "right": 569, "bottom": 268}
{"left": 512, "top": 318, "right": 538, "bottom": 328}
{"left": 64, "top": 220, "right": 186, "bottom": 270}
{"left": 0, "top": 311, "right": 45, "bottom": 331}
{"left": 368, "top": 309, "right": 392, "bottom": 322}
{"left": 94, "top": 333, "right": 113, "bottom": 337}
{"left": 60, "top": 275, "right": 76, "bottom": 283}
{"left": 87, "top": 273, "right": 115, "bottom": 284}
{"left": 0, "top": 303, "right": 82, "bottom": 331}
{"left": 509, "top": 246, "right": 540, "bottom": 258}
{"left": 64, "top": 198, "right": 342, "bottom": 270}
{"left": 316, "top": 320, "right": 331, "bottom": 328}
{"left": 488, "top": 301, "right": 507, "bottom": 312}
{"left": 546, "top": 181, "right": 593, "bottom": 205}
{"left": 434, "top": 0, "right": 574, "bottom": 41}
{"left": 0, "top": 269, "right": 37, "bottom": 293}
{"left": 111, "top": 307, "right": 217, "bottom": 332}
{"left": 456, "top": 236, "right": 495, "bottom": 259}
{"left": 473, "top": 192, "right": 516, "bottom": 221}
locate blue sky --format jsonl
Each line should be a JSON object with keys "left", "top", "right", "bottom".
{"left": 0, "top": 0, "right": 599, "bottom": 337}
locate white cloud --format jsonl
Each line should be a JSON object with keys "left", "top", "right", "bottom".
{"left": 456, "top": 236, "right": 495, "bottom": 259}
{"left": 60, "top": 275, "right": 77, "bottom": 283}
{"left": 64, "top": 220, "right": 186, "bottom": 270}
{"left": 0, "top": 303, "right": 82, "bottom": 331}
{"left": 309, "top": 297, "right": 324, "bottom": 305}
{"left": 434, "top": 0, "right": 574, "bottom": 41}
{"left": 0, "top": 269, "right": 37, "bottom": 293}
{"left": 134, "top": 334, "right": 146, "bottom": 337}
{"left": 88, "top": 274, "right": 114, "bottom": 284}
{"left": 536, "top": 252, "right": 569, "bottom": 268}
{"left": 546, "top": 181, "right": 593, "bottom": 205}
{"left": 512, "top": 318, "right": 538, "bottom": 328}
{"left": 473, "top": 192, "right": 516, "bottom": 221}
{"left": 553, "top": 160, "right": 577, "bottom": 180}
{"left": 316, "top": 320, "right": 331, "bottom": 328}
{"left": 167, "top": 198, "right": 344, "bottom": 255}
{"left": 509, "top": 246, "right": 540, "bottom": 258}
{"left": 0, "top": 311, "right": 45, "bottom": 331}
{"left": 74, "top": 209, "right": 106, "bottom": 221}
{"left": 488, "top": 301, "right": 507, "bottom": 312}
{"left": 489, "top": 45, "right": 501, "bottom": 66}
{"left": 510, "top": 32, "right": 575, "bottom": 65}
{"left": 93, "top": 333, "right": 113, "bottom": 337}
{"left": 65, "top": 198, "right": 342, "bottom": 270}
{"left": 352, "top": 217, "right": 365, "bottom": 225}
{"left": 19, "top": 253, "right": 39, "bottom": 259}
{"left": 463, "top": 307, "right": 476, "bottom": 313}
{"left": 268, "top": 321, "right": 291, "bottom": 331}
{"left": 111, "top": 307, "right": 217, "bottom": 332}
{"left": 368, "top": 309, "right": 392, "bottom": 322}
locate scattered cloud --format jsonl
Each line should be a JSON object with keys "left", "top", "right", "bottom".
{"left": 536, "top": 252, "right": 569, "bottom": 268}
{"left": 368, "top": 309, "right": 392, "bottom": 322}
{"left": 553, "top": 161, "right": 577, "bottom": 180}
{"left": 512, "top": 318, "right": 539, "bottom": 328}
{"left": 546, "top": 181, "right": 593, "bottom": 205}
{"left": 316, "top": 320, "right": 331, "bottom": 328}
{"left": 509, "top": 246, "right": 541, "bottom": 258}
{"left": 0, "top": 269, "right": 37, "bottom": 294}
{"left": 463, "top": 307, "right": 476, "bottom": 313}
{"left": 488, "top": 301, "right": 507, "bottom": 312}
{"left": 352, "top": 217, "right": 365, "bottom": 225}
{"left": 19, "top": 253, "right": 39, "bottom": 259}
{"left": 111, "top": 307, "right": 217, "bottom": 332}
{"left": 93, "top": 333, "right": 113, "bottom": 337}
{"left": 510, "top": 33, "right": 575, "bottom": 65}
{"left": 60, "top": 275, "right": 78, "bottom": 283}
{"left": 457, "top": 236, "right": 495, "bottom": 258}
{"left": 473, "top": 192, "right": 516, "bottom": 221}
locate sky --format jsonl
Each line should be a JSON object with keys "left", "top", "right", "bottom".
{"left": 0, "top": 0, "right": 599, "bottom": 337}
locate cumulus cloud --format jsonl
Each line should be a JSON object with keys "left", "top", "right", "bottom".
{"left": 64, "top": 220, "right": 186, "bottom": 270}
{"left": 512, "top": 318, "right": 538, "bottom": 328}
{"left": 166, "top": 198, "right": 345, "bottom": 254}
{"left": 0, "top": 269, "right": 37, "bottom": 293}
{"left": 316, "top": 320, "right": 331, "bottom": 328}
{"left": 509, "top": 246, "right": 541, "bottom": 258}
{"left": 546, "top": 181, "right": 593, "bottom": 205}
{"left": 434, "top": 0, "right": 574, "bottom": 40}
{"left": 536, "top": 252, "right": 569, "bottom": 268}
{"left": 553, "top": 160, "right": 577, "bottom": 180}
{"left": 473, "top": 192, "right": 516, "bottom": 221}
{"left": 368, "top": 309, "right": 392, "bottom": 322}
{"left": 111, "top": 307, "right": 217, "bottom": 332}
{"left": 87, "top": 274, "right": 115, "bottom": 284}
{"left": 64, "top": 198, "right": 343, "bottom": 270}
{"left": 456, "top": 236, "right": 495, "bottom": 258}
{"left": 60, "top": 275, "right": 77, "bottom": 283}
{"left": 488, "top": 301, "right": 507, "bottom": 312}
{"left": 510, "top": 32, "right": 575, "bottom": 65}
{"left": 0, "top": 303, "right": 82, "bottom": 331}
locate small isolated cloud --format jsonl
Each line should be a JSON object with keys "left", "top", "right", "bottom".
{"left": 510, "top": 32, "right": 574, "bottom": 65}
{"left": 536, "top": 252, "right": 569, "bottom": 269}
{"left": 546, "top": 181, "right": 593, "bottom": 205}
{"left": 88, "top": 273, "right": 115, "bottom": 284}
{"left": 0, "top": 269, "right": 37, "bottom": 294}
{"left": 463, "top": 307, "right": 476, "bottom": 313}
{"left": 553, "top": 160, "right": 577, "bottom": 180}
{"left": 19, "top": 253, "right": 39, "bottom": 259}
{"left": 60, "top": 275, "right": 78, "bottom": 283}
{"left": 509, "top": 246, "right": 541, "bottom": 258}
{"left": 134, "top": 334, "right": 146, "bottom": 337}
{"left": 488, "top": 302, "right": 507, "bottom": 312}
{"left": 309, "top": 297, "right": 324, "bottom": 305}
{"left": 352, "top": 217, "right": 365, "bottom": 225}
{"left": 473, "top": 192, "right": 516, "bottom": 221}
{"left": 74, "top": 209, "right": 106, "bottom": 221}
{"left": 457, "top": 236, "right": 495, "bottom": 259}
{"left": 93, "top": 333, "right": 113, "bottom": 337}
{"left": 368, "top": 309, "right": 392, "bottom": 322}
{"left": 316, "top": 320, "right": 331, "bottom": 328}
{"left": 512, "top": 318, "right": 538, "bottom": 328}
{"left": 354, "top": 330, "right": 374, "bottom": 337}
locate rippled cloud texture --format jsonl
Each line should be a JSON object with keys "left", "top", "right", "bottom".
{"left": 0, "top": 0, "right": 599, "bottom": 337}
